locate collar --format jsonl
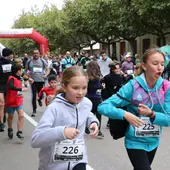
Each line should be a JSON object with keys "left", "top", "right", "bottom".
{"left": 12, "top": 74, "right": 21, "bottom": 80}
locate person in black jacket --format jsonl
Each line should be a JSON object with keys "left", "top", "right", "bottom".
{"left": 0, "top": 48, "right": 14, "bottom": 131}
{"left": 102, "top": 61, "right": 124, "bottom": 128}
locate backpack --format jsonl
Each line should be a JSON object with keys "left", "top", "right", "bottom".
{"left": 109, "top": 93, "right": 131, "bottom": 140}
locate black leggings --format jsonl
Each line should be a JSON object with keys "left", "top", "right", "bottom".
{"left": 31, "top": 82, "right": 44, "bottom": 111}
{"left": 126, "top": 148, "right": 157, "bottom": 170}
{"left": 73, "top": 163, "right": 86, "bottom": 170}
{"left": 88, "top": 98, "right": 102, "bottom": 130}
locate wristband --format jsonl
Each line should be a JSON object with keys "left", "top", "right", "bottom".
{"left": 148, "top": 110, "right": 155, "bottom": 118}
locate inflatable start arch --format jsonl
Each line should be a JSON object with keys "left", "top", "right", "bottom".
{"left": 0, "top": 28, "right": 49, "bottom": 55}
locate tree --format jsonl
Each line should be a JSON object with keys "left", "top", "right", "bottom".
{"left": 133, "top": 0, "right": 170, "bottom": 46}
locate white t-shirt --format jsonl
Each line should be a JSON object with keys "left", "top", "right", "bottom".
{"left": 98, "top": 57, "right": 113, "bottom": 77}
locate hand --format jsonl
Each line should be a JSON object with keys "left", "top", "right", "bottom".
{"left": 138, "top": 104, "right": 152, "bottom": 116}
{"left": 22, "top": 88, "right": 28, "bottom": 92}
{"left": 102, "top": 83, "right": 105, "bottom": 89}
{"left": 28, "top": 78, "right": 34, "bottom": 84}
{"left": 123, "top": 73, "right": 128, "bottom": 77}
{"left": 0, "top": 93, "right": 4, "bottom": 107}
{"left": 64, "top": 128, "right": 80, "bottom": 140}
{"left": 89, "top": 122, "right": 99, "bottom": 137}
{"left": 43, "top": 75, "right": 47, "bottom": 79}
{"left": 124, "top": 112, "right": 144, "bottom": 128}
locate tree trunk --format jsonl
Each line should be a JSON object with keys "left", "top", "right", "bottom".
{"left": 90, "top": 45, "right": 93, "bottom": 55}
{"left": 108, "top": 43, "right": 111, "bottom": 57}
{"left": 128, "top": 39, "right": 136, "bottom": 56}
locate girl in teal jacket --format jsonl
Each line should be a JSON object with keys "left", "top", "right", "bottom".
{"left": 98, "top": 48, "right": 170, "bottom": 170}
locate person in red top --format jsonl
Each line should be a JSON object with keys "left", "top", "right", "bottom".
{"left": 37, "top": 75, "right": 57, "bottom": 106}
{"left": 5, "top": 64, "right": 28, "bottom": 139}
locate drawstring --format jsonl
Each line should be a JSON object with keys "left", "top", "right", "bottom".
{"left": 146, "top": 86, "right": 154, "bottom": 110}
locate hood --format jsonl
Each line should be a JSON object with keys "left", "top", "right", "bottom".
{"left": 135, "top": 73, "right": 163, "bottom": 92}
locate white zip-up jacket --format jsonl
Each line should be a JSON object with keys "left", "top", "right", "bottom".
{"left": 31, "top": 93, "right": 99, "bottom": 170}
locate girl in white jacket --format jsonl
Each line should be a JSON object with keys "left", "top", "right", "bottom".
{"left": 31, "top": 66, "right": 99, "bottom": 170}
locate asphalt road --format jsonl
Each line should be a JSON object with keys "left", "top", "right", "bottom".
{"left": 0, "top": 90, "right": 170, "bottom": 170}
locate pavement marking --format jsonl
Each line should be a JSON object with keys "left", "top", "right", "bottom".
{"left": 24, "top": 112, "right": 38, "bottom": 127}
{"left": 24, "top": 112, "right": 95, "bottom": 170}
{"left": 86, "top": 165, "right": 94, "bottom": 170}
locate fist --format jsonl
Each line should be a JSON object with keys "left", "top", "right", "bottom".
{"left": 64, "top": 128, "right": 80, "bottom": 140}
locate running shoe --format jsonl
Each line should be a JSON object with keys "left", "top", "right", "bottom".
{"left": 31, "top": 110, "right": 37, "bottom": 117}
{"left": 8, "top": 128, "right": 13, "bottom": 139}
{"left": 16, "top": 131, "right": 24, "bottom": 140}
{"left": 0, "top": 122, "right": 5, "bottom": 132}
{"left": 38, "top": 100, "right": 43, "bottom": 107}
{"left": 96, "top": 131, "right": 104, "bottom": 139}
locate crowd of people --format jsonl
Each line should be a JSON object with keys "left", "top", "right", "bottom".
{"left": 0, "top": 47, "right": 170, "bottom": 170}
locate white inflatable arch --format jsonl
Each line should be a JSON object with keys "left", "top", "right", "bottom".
{"left": 0, "top": 28, "right": 49, "bottom": 55}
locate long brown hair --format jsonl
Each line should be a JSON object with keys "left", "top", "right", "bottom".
{"left": 56, "top": 66, "right": 88, "bottom": 95}
{"left": 86, "top": 61, "right": 101, "bottom": 80}
{"left": 136, "top": 48, "right": 165, "bottom": 76}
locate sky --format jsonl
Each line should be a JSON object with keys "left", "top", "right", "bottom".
{"left": 0, "top": 0, "right": 64, "bottom": 29}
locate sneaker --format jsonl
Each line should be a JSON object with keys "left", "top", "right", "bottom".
{"left": 31, "top": 110, "right": 37, "bottom": 117}
{"left": 0, "top": 122, "right": 5, "bottom": 132}
{"left": 38, "top": 100, "right": 43, "bottom": 107}
{"left": 85, "top": 127, "right": 90, "bottom": 134}
{"left": 8, "top": 128, "right": 13, "bottom": 139}
{"left": 16, "top": 131, "right": 24, "bottom": 140}
{"left": 96, "top": 131, "right": 104, "bottom": 139}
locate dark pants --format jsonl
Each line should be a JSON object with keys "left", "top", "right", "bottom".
{"left": 38, "top": 163, "right": 86, "bottom": 170}
{"left": 126, "top": 148, "right": 157, "bottom": 170}
{"left": 88, "top": 98, "right": 102, "bottom": 130}
{"left": 73, "top": 163, "right": 86, "bottom": 170}
{"left": 31, "top": 82, "right": 44, "bottom": 111}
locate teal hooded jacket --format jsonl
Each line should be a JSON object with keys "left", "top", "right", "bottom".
{"left": 98, "top": 73, "right": 170, "bottom": 151}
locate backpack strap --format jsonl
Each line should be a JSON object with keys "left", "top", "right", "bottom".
{"left": 27, "top": 58, "right": 46, "bottom": 70}
{"left": 117, "top": 93, "right": 139, "bottom": 106}
{"left": 65, "top": 58, "right": 72, "bottom": 65}
{"left": 40, "top": 58, "right": 46, "bottom": 69}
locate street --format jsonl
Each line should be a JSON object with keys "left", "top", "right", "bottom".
{"left": 0, "top": 91, "right": 170, "bottom": 170}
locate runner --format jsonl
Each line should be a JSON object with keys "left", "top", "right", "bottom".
{"left": 61, "top": 51, "right": 75, "bottom": 72}
{"left": 31, "top": 66, "right": 99, "bottom": 170}
{"left": 86, "top": 61, "right": 104, "bottom": 138}
{"left": 97, "top": 51, "right": 112, "bottom": 77}
{"left": 101, "top": 62, "right": 124, "bottom": 128}
{"left": 37, "top": 75, "right": 58, "bottom": 106}
{"left": 80, "top": 52, "right": 90, "bottom": 71}
{"left": 25, "top": 49, "right": 49, "bottom": 117}
{"left": 5, "top": 64, "right": 28, "bottom": 139}
{"left": 98, "top": 48, "right": 170, "bottom": 170}
{"left": 0, "top": 48, "right": 14, "bottom": 131}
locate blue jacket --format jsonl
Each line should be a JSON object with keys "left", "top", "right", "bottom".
{"left": 98, "top": 73, "right": 170, "bottom": 151}
{"left": 87, "top": 79, "right": 102, "bottom": 99}
{"left": 31, "top": 94, "right": 99, "bottom": 170}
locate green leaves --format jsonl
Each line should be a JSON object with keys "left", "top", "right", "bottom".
{"left": 3, "top": 0, "right": 170, "bottom": 55}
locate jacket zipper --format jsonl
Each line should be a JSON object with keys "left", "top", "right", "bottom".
{"left": 67, "top": 106, "right": 79, "bottom": 170}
